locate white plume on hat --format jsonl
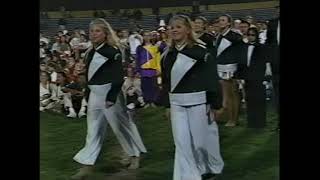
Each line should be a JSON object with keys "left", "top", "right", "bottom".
{"left": 159, "top": 19, "right": 166, "bottom": 26}
{"left": 80, "top": 30, "right": 86, "bottom": 35}
{"left": 158, "top": 27, "right": 166, "bottom": 31}
{"left": 234, "top": 19, "right": 241, "bottom": 23}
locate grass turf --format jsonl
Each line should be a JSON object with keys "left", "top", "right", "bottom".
{"left": 40, "top": 104, "right": 279, "bottom": 180}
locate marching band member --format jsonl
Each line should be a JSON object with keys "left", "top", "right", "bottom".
{"left": 193, "top": 16, "right": 223, "bottom": 120}
{"left": 215, "top": 14, "right": 243, "bottom": 127}
{"left": 156, "top": 28, "right": 169, "bottom": 54}
{"left": 71, "top": 18, "right": 147, "bottom": 179}
{"left": 266, "top": 5, "right": 280, "bottom": 131}
{"left": 157, "top": 19, "right": 168, "bottom": 53}
{"left": 237, "top": 27, "right": 269, "bottom": 128}
{"left": 161, "top": 15, "right": 224, "bottom": 180}
{"left": 193, "top": 16, "right": 216, "bottom": 50}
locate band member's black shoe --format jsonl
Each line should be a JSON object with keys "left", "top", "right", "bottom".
{"left": 202, "top": 173, "right": 217, "bottom": 180}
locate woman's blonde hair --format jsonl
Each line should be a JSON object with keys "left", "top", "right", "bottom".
{"left": 89, "top": 18, "right": 121, "bottom": 49}
{"left": 167, "top": 15, "right": 205, "bottom": 50}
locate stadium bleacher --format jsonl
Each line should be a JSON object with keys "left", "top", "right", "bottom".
{"left": 40, "top": 7, "right": 277, "bottom": 38}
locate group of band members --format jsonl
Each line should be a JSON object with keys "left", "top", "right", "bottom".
{"left": 69, "top": 9, "right": 279, "bottom": 180}
{"left": 190, "top": 14, "right": 275, "bottom": 130}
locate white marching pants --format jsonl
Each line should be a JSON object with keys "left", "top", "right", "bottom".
{"left": 171, "top": 104, "right": 224, "bottom": 180}
{"left": 64, "top": 93, "right": 87, "bottom": 108}
{"left": 73, "top": 84, "right": 147, "bottom": 165}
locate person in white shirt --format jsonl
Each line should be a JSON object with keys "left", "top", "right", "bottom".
{"left": 70, "top": 31, "right": 82, "bottom": 60}
{"left": 256, "top": 21, "right": 268, "bottom": 44}
{"left": 128, "top": 31, "right": 142, "bottom": 59}
{"left": 40, "top": 46, "right": 46, "bottom": 59}
{"left": 51, "top": 36, "right": 61, "bottom": 53}
{"left": 69, "top": 31, "right": 81, "bottom": 49}
{"left": 40, "top": 32, "right": 50, "bottom": 45}
{"left": 77, "top": 34, "right": 92, "bottom": 58}
{"left": 122, "top": 66, "right": 145, "bottom": 125}
{"left": 47, "top": 62, "right": 58, "bottom": 84}
{"left": 40, "top": 71, "right": 54, "bottom": 112}
{"left": 39, "top": 71, "right": 71, "bottom": 114}
{"left": 46, "top": 71, "right": 84, "bottom": 117}
{"left": 46, "top": 72, "right": 68, "bottom": 113}
{"left": 122, "top": 67, "right": 145, "bottom": 108}
{"left": 118, "top": 29, "right": 131, "bottom": 63}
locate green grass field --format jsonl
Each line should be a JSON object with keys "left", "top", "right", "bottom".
{"left": 40, "top": 104, "right": 279, "bottom": 180}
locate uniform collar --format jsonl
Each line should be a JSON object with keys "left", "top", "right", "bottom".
{"left": 222, "top": 28, "right": 231, "bottom": 36}
{"left": 175, "top": 41, "right": 188, "bottom": 51}
{"left": 94, "top": 42, "right": 105, "bottom": 51}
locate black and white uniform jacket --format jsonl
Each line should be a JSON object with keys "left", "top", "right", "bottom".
{"left": 84, "top": 43, "right": 124, "bottom": 103}
{"left": 215, "top": 28, "right": 243, "bottom": 79}
{"left": 215, "top": 28, "right": 243, "bottom": 63}
{"left": 160, "top": 43, "right": 222, "bottom": 110}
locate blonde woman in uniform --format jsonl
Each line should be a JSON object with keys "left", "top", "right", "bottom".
{"left": 71, "top": 18, "right": 147, "bottom": 179}
{"left": 161, "top": 15, "right": 224, "bottom": 180}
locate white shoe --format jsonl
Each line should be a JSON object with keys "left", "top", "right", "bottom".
{"left": 40, "top": 107, "right": 45, "bottom": 112}
{"left": 143, "top": 103, "right": 150, "bottom": 109}
{"left": 67, "top": 108, "right": 77, "bottom": 118}
{"left": 78, "top": 111, "right": 86, "bottom": 118}
{"left": 127, "top": 103, "right": 135, "bottom": 110}
{"left": 119, "top": 152, "right": 131, "bottom": 166}
{"left": 225, "top": 121, "right": 237, "bottom": 127}
{"left": 128, "top": 157, "right": 140, "bottom": 170}
{"left": 70, "top": 166, "right": 94, "bottom": 180}
{"left": 80, "top": 106, "right": 86, "bottom": 112}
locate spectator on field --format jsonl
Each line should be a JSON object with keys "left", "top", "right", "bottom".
{"left": 47, "top": 62, "right": 59, "bottom": 84}
{"left": 62, "top": 72, "right": 88, "bottom": 118}
{"left": 128, "top": 31, "right": 143, "bottom": 59}
{"left": 122, "top": 67, "right": 145, "bottom": 122}
{"left": 123, "top": 66, "right": 145, "bottom": 109}
{"left": 40, "top": 71, "right": 54, "bottom": 112}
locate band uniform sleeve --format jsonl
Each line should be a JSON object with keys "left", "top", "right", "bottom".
{"left": 234, "top": 42, "right": 247, "bottom": 79}
{"left": 159, "top": 54, "right": 170, "bottom": 108}
{"left": 84, "top": 86, "right": 91, "bottom": 102}
{"left": 106, "top": 51, "right": 125, "bottom": 103}
{"left": 205, "top": 53, "right": 223, "bottom": 110}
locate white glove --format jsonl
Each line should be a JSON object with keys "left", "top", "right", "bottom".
{"left": 262, "top": 81, "right": 268, "bottom": 85}
{"left": 127, "top": 103, "right": 135, "bottom": 110}
{"left": 138, "top": 96, "right": 145, "bottom": 106}
{"left": 265, "top": 62, "right": 272, "bottom": 76}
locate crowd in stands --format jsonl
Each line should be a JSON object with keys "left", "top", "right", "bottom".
{"left": 40, "top": 10, "right": 278, "bottom": 130}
